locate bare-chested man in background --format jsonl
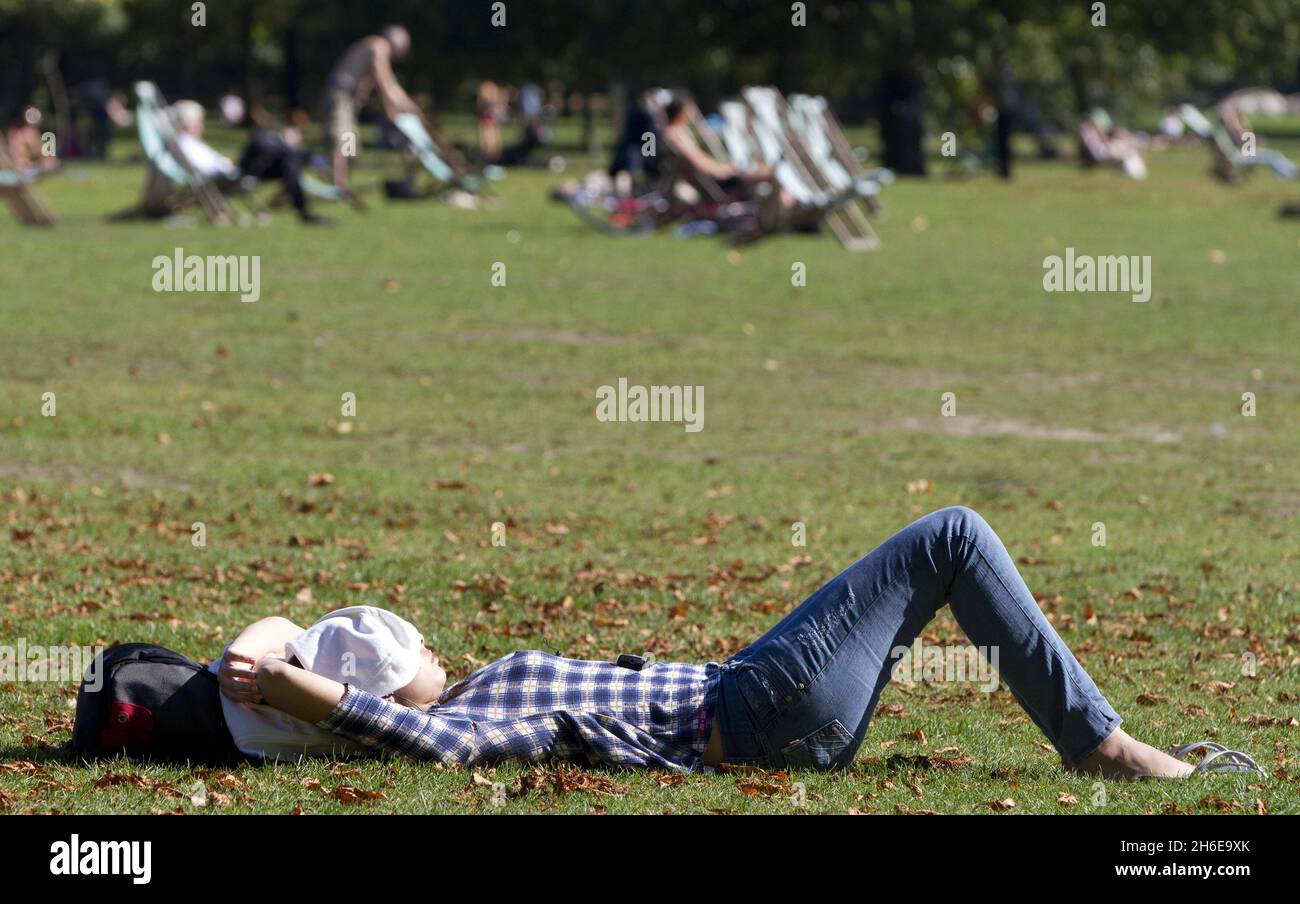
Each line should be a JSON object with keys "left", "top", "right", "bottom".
{"left": 323, "top": 25, "right": 421, "bottom": 194}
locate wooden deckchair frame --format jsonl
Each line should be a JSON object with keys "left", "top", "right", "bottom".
{"left": 0, "top": 141, "right": 56, "bottom": 226}
{"left": 126, "top": 81, "right": 238, "bottom": 224}
{"left": 717, "top": 101, "right": 766, "bottom": 172}
{"left": 388, "top": 111, "right": 505, "bottom": 201}
{"left": 688, "top": 106, "right": 730, "bottom": 164}
{"left": 784, "top": 92, "right": 883, "bottom": 250}
{"left": 744, "top": 86, "right": 879, "bottom": 251}
{"left": 391, "top": 112, "right": 463, "bottom": 190}
{"left": 640, "top": 90, "right": 732, "bottom": 206}
{"left": 1178, "top": 104, "right": 1254, "bottom": 181}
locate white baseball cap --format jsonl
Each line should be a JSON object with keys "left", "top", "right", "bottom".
{"left": 285, "top": 606, "right": 424, "bottom": 697}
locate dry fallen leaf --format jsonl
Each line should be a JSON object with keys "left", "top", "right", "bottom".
{"left": 330, "top": 785, "right": 388, "bottom": 805}
{"left": 894, "top": 804, "right": 940, "bottom": 815}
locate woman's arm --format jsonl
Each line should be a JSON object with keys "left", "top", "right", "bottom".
{"left": 255, "top": 657, "right": 346, "bottom": 724}
{"left": 664, "top": 126, "right": 736, "bottom": 182}
{"left": 218, "top": 616, "right": 305, "bottom": 704}
{"left": 256, "top": 658, "right": 567, "bottom": 766}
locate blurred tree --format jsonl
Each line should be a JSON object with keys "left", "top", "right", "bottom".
{"left": 1, "top": 0, "right": 1295, "bottom": 155}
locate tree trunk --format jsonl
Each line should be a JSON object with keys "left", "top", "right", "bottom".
{"left": 238, "top": 1, "right": 255, "bottom": 105}
{"left": 879, "top": 66, "right": 927, "bottom": 176}
{"left": 283, "top": 24, "right": 301, "bottom": 110}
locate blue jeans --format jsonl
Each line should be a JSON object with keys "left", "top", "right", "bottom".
{"left": 714, "top": 507, "right": 1121, "bottom": 770}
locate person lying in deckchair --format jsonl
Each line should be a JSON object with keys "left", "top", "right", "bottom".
{"left": 5, "top": 106, "right": 59, "bottom": 175}
{"left": 172, "top": 100, "right": 332, "bottom": 224}
{"left": 322, "top": 24, "right": 421, "bottom": 195}
{"left": 661, "top": 97, "right": 796, "bottom": 229}
{"left": 662, "top": 98, "right": 771, "bottom": 198}
{"left": 1, "top": 106, "right": 59, "bottom": 225}
{"left": 1079, "top": 109, "right": 1147, "bottom": 179}
{"left": 171, "top": 100, "right": 241, "bottom": 184}
{"left": 1212, "top": 98, "right": 1297, "bottom": 182}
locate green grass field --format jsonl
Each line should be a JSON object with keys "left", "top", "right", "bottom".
{"left": 2, "top": 126, "right": 1297, "bottom": 814}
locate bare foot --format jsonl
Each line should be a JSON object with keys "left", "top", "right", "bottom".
{"left": 1063, "top": 727, "right": 1195, "bottom": 780}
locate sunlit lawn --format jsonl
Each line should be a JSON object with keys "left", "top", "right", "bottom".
{"left": 1, "top": 124, "right": 1296, "bottom": 813}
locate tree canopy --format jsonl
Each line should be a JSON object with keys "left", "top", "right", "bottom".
{"left": 2, "top": 0, "right": 1296, "bottom": 125}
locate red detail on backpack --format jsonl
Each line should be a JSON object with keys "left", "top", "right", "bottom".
{"left": 99, "top": 701, "right": 155, "bottom": 749}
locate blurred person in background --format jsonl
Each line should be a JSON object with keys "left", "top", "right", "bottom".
{"left": 172, "top": 99, "right": 330, "bottom": 224}
{"left": 322, "top": 25, "right": 421, "bottom": 195}
{"left": 6, "top": 106, "right": 59, "bottom": 172}
{"left": 477, "top": 80, "right": 504, "bottom": 162}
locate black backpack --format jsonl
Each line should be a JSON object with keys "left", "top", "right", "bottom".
{"left": 70, "top": 643, "right": 247, "bottom": 765}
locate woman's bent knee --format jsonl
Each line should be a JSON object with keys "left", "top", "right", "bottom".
{"left": 928, "top": 505, "right": 986, "bottom": 535}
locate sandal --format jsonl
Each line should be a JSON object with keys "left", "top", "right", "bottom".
{"left": 1167, "top": 741, "right": 1267, "bottom": 777}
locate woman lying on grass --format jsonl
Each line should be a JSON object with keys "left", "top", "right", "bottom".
{"left": 222, "top": 507, "right": 1262, "bottom": 779}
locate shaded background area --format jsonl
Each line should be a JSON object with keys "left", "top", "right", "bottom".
{"left": 4, "top": 0, "right": 1300, "bottom": 162}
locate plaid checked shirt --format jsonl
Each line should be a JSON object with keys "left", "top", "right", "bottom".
{"left": 318, "top": 651, "right": 721, "bottom": 771}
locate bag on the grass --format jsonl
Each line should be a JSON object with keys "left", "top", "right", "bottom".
{"left": 70, "top": 642, "right": 245, "bottom": 765}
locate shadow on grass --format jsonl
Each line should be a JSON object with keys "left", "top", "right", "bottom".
{"left": 1, "top": 741, "right": 77, "bottom": 765}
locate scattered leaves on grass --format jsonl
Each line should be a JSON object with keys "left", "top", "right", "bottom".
{"left": 92, "top": 771, "right": 191, "bottom": 802}
{"left": 299, "top": 775, "right": 388, "bottom": 805}
{"left": 736, "top": 772, "right": 792, "bottom": 799}
{"left": 1193, "top": 680, "right": 1236, "bottom": 695}
{"left": 1244, "top": 714, "right": 1298, "bottom": 728}
{"left": 885, "top": 751, "right": 972, "bottom": 771}
{"left": 1198, "top": 795, "right": 1239, "bottom": 813}
{"left": 517, "top": 764, "right": 624, "bottom": 798}
{"left": 894, "top": 804, "right": 940, "bottom": 815}
{"left": 330, "top": 785, "right": 389, "bottom": 805}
